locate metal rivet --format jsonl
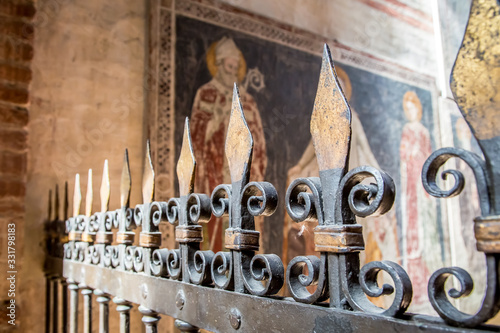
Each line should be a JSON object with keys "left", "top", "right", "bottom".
{"left": 229, "top": 308, "right": 241, "bottom": 330}
{"left": 176, "top": 290, "right": 185, "bottom": 310}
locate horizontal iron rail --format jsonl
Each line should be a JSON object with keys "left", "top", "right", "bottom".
{"left": 44, "top": 256, "right": 498, "bottom": 333}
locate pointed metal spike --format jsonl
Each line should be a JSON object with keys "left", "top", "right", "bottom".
{"left": 225, "top": 83, "right": 254, "bottom": 183}
{"left": 48, "top": 189, "right": 52, "bottom": 221}
{"left": 73, "top": 174, "right": 81, "bottom": 217}
{"left": 85, "top": 169, "right": 93, "bottom": 217}
{"left": 100, "top": 160, "right": 110, "bottom": 212}
{"left": 64, "top": 181, "right": 69, "bottom": 220}
{"left": 54, "top": 184, "right": 60, "bottom": 220}
{"left": 142, "top": 140, "right": 155, "bottom": 204}
{"left": 450, "top": 0, "right": 500, "bottom": 142}
{"left": 310, "top": 44, "right": 351, "bottom": 172}
{"left": 120, "top": 149, "right": 131, "bottom": 208}
{"left": 177, "top": 118, "right": 196, "bottom": 196}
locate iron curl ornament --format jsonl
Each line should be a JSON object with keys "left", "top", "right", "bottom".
{"left": 131, "top": 140, "right": 167, "bottom": 275}
{"left": 112, "top": 149, "right": 137, "bottom": 271}
{"left": 48, "top": 182, "right": 68, "bottom": 259}
{"left": 210, "top": 84, "right": 284, "bottom": 296}
{"left": 65, "top": 173, "right": 84, "bottom": 261}
{"left": 285, "top": 44, "right": 412, "bottom": 317}
{"left": 93, "top": 160, "right": 115, "bottom": 267}
{"left": 421, "top": 0, "right": 500, "bottom": 327}
{"left": 162, "top": 118, "right": 213, "bottom": 285}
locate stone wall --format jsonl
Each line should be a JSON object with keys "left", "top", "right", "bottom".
{"left": 22, "top": 0, "right": 147, "bottom": 331}
{"left": 0, "top": 1, "right": 34, "bottom": 330}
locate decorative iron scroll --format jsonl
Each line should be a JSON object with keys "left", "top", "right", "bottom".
{"left": 45, "top": 2, "right": 500, "bottom": 330}
{"left": 420, "top": 0, "right": 500, "bottom": 327}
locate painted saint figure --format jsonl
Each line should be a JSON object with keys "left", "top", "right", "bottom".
{"left": 190, "top": 37, "right": 267, "bottom": 252}
{"left": 399, "top": 91, "right": 439, "bottom": 307}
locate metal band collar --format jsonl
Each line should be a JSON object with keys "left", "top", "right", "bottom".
{"left": 314, "top": 224, "right": 364, "bottom": 253}
{"left": 95, "top": 232, "right": 114, "bottom": 244}
{"left": 175, "top": 225, "right": 203, "bottom": 243}
{"left": 225, "top": 228, "right": 260, "bottom": 251}
{"left": 474, "top": 215, "right": 500, "bottom": 253}
{"left": 139, "top": 232, "right": 162, "bottom": 248}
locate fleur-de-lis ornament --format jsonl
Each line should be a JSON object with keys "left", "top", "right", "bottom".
{"left": 51, "top": 184, "right": 67, "bottom": 257}
{"left": 81, "top": 169, "right": 97, "bottom": 243}
{"left": 56, "top": 182, "right": 69, "bottom": 258}
{"left": 45, "top": 188, "right": 54, "bottom": 257}
{"left": 110, "top": 149, "right": 136, "bottom": 270}
{"left": 68, "top": 174, "right": 81, "bottom": 240}
{"left": 65, "top": 174, "right": 86, "bottom": 260}
{"left": 92, "top": 160, "right": 115, "bottom": 266}
{"left": 422, "top": 0, "right": 500, "bottom": 327}
{"left": 160, "top": 118, "right": 212, "bottom": 284}
{"left": 210, "top": 84, "right": 283, "bottom": 296}
{"left": 52, "top": 186, "right": 60, "bottom": 250}
{"left": 133, "top": 141, "right": 164, "bottom": 274}
{"left": 80, "top": 169, "right": 100, "bottom": 264}
{"left": 286, "top": 44, "right": 410, "bottom": 316}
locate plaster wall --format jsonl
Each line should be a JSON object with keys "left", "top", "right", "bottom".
{"left": 220, "top": 0, "right": 436, "bottom": 75}
{"left": 23, "top": 0, "right": 147, "bottom": 331}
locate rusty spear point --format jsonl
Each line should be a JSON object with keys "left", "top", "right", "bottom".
{"left": 225, "top": 83, "right": 254, "bottom": 183}
{"left": 85, "top": 169, "right": 93, "bottom": 217}
{"left": 64, "top": 181, "right": 69, "bottom": 220}
{"left": 100, "top": 160, "right": 110, "bottom": 212}
{"left": 48, "top": 189, "right": 52, "bottom": 221}
{"left": 310, "top": 44, "right": 351, "bottom": 172}
{"left": 120, "top": 149, "right": 131, "bottom": 208}
{"left": 142, "top": 140, "right": 155, "bottom": 204}
{"left": 450, "top": 0, "right": 500, "bottom": 142}
{"left": 73, "top": 173, "right": 82, "bottom": 217}
{"left": 54, "top": 184, "right": 60, "bottom": 220}
{"left": 177, "top": 118, "right": 196, "bottom": 196}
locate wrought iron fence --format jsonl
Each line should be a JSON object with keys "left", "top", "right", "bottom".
{"left": 44, "top": 1, "right": 500, "bottom": 331}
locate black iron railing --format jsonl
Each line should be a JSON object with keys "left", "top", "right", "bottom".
{"left": 44, "top": 1, "right": 500, "bottom": 331}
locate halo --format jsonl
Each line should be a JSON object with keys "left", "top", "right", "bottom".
{"left": 335, "top": 66, "right": 352, "bottom": 101}
{"left": 206, "top": 40, "right": 247, "bottom": 83}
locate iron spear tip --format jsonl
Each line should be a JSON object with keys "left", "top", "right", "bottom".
{"left": 64, "top": 181, "right": 69, "bottom": 220}
{"left": 225, "top": 83, "right": 253, "bottom": 183}
{"left": 177, "top": 117, "right": 196, "bottom": 196}
{"left": 73, "top": 173, "right": 82, "bottom": 217}
{"left": 54, "top": 184, "right": 60, "bottom": 220}
{"left": 310, "top": 43, "right": 351, "bottom": 172}
{"left": 142, "top": 140, "right": 155, "bottom": 204}
{"left": 85, "top": 169, "right": 93, "bottom": 217}
{"left": 48, "top": 189, "right": 52, "bottom": 221}
{"left": 120, "top": 149, "right": 131, "bottom": 208}
{"left": 450, "top": 0, "right": 500, "bottom": 144}
{"left": 100, "top": 159, "right": 110, "bottom": 212}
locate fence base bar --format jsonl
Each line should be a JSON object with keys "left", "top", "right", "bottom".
{"left": 44, "top": 257, "right": 495, "bottom": 333}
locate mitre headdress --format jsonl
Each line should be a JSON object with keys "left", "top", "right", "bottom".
{"left": 215, "top": 37, "right": 241, "bottom": 63}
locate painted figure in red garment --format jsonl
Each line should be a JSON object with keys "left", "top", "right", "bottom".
{"left": 190, "top": 37, "right": 267, "bottom": 252}
{"left": 400, "top": 91, "right": 437, "bottom": 307}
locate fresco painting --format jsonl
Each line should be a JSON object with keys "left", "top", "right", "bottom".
{"left": 172, "top": 14, "right": 443, "bottom": 310}
{"left": 190, "top": 37, "right": 267, "bottom": 251}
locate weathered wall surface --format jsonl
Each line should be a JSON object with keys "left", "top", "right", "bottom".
{"left": 0, "top": 1, "right": 34, "bottom": 330}
{"left": 221, "top": 0, "right": 436, "bottom": 75}
{"left": 23, "top": 0, "right": 147, "bottom": 331}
